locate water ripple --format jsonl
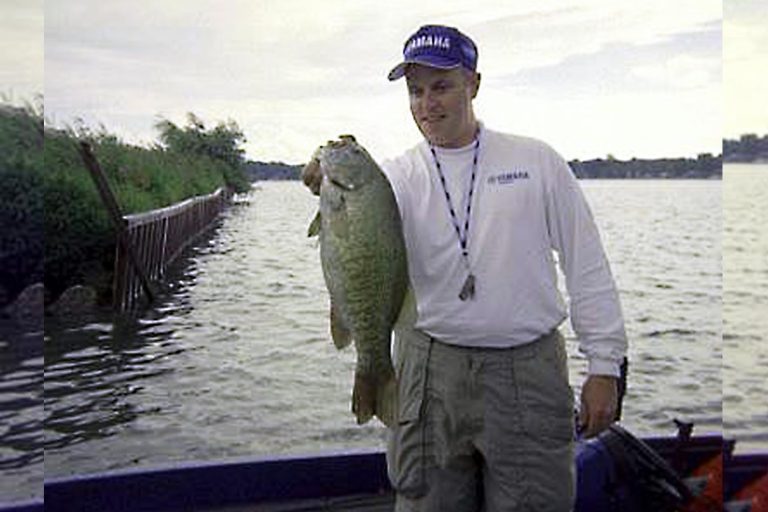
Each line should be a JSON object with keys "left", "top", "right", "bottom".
{"left": 3, "top": 177, "right": 753, "bottom": 500}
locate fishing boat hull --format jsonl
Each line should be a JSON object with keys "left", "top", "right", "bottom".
{"left": 5, "top": 429, "right": 765, "bottom": 512}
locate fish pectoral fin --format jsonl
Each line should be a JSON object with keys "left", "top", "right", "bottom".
{"left": 307, "top": 211, "right": 322, "bottom": 237}
{"left": 330, "top": 302, "right": 352, "bottom": 349}
{"left": 352, "top": 369, "right": 397, "bottom": 428}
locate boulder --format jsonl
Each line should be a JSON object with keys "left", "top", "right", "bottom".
{"left": 48, "top": 285, "right": 97, "bottom": 317}
{"left": 3, "top": 282, "right": 44, "bottom": 323}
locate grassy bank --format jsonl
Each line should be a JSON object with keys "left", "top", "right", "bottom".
{"left": 0, "top": 104, "right": 250, "bottom": 307}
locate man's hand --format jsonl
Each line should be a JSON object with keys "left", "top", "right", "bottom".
{"left": 578, "top": 375, "right": 618, "bottom": 438}
{"left": 301, "top": 156, "right": 322, "bottom": 196}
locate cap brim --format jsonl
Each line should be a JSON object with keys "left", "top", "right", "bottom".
{"left": 387, "top": 57, "right": 462, "bottom": 81}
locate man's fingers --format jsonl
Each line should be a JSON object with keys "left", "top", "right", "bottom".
{"left": 579, "top": 375, "right": 618, "bottom": 438}
{"left": 577, "top": 404, "right": 588, "bottom": 434}
{"left": 583, "top": 408, "right": 614, "bottom": 438}
{"left": 301, "top": 158, "right": 322, "bottom": 195}
{"left": 579, "top": 405, "right": 600, "bottom": 439}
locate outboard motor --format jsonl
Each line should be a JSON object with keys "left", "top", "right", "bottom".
{"left": 575, "top": 424, "right": 694, "bottom": 512}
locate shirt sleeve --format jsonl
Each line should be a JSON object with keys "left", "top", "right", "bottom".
{"left": 542, "top": 147, "right": 628, "bottom": 377}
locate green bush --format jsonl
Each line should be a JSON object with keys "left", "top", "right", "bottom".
{"left": 0, "top": 104, "right": 44, "bottom": 306}
{"left": 43, "top": 131, "right": 115, "bottom": 301}
{"left": 1, "top": 104, "right": 251, "bottom": 305}
{"left": 155, "top": 113, "right": 251, "bottom": 193}
{"left": 42, "top": 125, "right": 239, "bottom": 301}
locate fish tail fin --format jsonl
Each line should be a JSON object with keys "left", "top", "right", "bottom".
{"left": 376, "top": 372, "right": 397, "bottom": 427}
{"left": 352, "top": 369, "right": 397, "bottom": 427}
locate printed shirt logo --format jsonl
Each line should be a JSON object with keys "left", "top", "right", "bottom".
{"left": 487, "top": 170, "right": 530, "bottom": 186}
{"left": 405, "top": 35, "right": 451, "bottom": 55}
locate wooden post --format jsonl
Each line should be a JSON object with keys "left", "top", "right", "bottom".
{"left": 79, "top": 141, "right": 156, "bottom": 307}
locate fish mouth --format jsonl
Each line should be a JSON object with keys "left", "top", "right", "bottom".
{"left": 329, "top": 176, "right": 355, "bottom": 191}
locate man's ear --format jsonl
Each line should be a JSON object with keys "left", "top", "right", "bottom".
{"left": 471, "top": 72, "right": 481, "bottom": 99}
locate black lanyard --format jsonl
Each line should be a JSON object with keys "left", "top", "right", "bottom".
{"left": 429, "top": 138, "right": 480, "bottom": 300}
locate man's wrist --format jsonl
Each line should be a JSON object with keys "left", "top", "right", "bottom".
{"left": 587, "top": 358, "right": 621, "bottom": 377}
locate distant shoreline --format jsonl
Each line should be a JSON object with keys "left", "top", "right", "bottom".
{"left": 723, "top": 134, "right": 768, "bottom": 163}
{"left": 244, "top": 155, "right": 724, "bottom": 181}
{"left": 246, "top": 132, "right": 767, "bottom": 181}
{"left": 723, "top": 158, "right": 768, "bottom": 165}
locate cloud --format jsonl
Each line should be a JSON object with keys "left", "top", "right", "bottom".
{"left": 471, "top": 20, "right": 721, "bottom": 159}
{"left": 478, "top": 84, "right": 720, "bottom": 161}
{"left": 485, "top": 22, "right": 721, "bottom": 96}
{"left": 0, "top": 0, "right": 43, "bottom": 101}
{"left": 724, "top": 1, "right": 768, "bottom": 136}
{"left": 631, "top": 54, "right": 720, "bottom": 90}
{"left": 43, "top": 0, "right": 723, "bottom": 162}
{"left": 724, "top": 0, "right": 767, "bottom": 21}
{"left": 469, "top": 2, "right": 720, "bottom": 70}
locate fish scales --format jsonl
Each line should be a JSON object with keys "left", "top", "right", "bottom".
{"left": 309, "top": 136, "right": 408, "bottom": 427}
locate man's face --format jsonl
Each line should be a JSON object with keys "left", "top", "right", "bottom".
{"left": 405, "top": 64, "right": 479, "bottom": 148}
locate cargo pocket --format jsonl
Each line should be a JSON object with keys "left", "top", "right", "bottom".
{"left": 513, "top": 332, "right": 575, "bottom": 442}
{"left": 387, "top": 335, "right": 430, "bottom": 499}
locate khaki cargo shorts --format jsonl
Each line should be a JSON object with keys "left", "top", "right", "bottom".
{"left": 387, "top": 327, "right": 575, "bottom": 512}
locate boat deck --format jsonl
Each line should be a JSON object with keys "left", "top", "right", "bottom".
{"left": 201, "top": 492, "right": 394, "bottom": 511}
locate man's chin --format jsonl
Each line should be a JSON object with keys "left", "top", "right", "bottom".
{"left": 421, "top": 128, "right": 446, "bottom": 146}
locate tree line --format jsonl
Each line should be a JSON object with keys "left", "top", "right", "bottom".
{"left": 723, "top": 134, "right": 768, "bottom": 163}
{"left": 242, "top": 153, "right": 723, "bottom": 181}
{"left": 242, "top": 133, "right": 768, "bottom": 180}
{"left": 569, "top": 153, "right": 721, "bottom": 179}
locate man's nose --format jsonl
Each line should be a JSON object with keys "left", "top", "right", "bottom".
{"left": 423, "top": 90, "right": 440, "bottom": 110}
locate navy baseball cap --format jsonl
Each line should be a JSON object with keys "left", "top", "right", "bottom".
{"left": 388, "top": 25, "right": 478, "bottom": 81}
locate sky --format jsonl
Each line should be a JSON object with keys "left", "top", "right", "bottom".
{"left": 724, "top": 0, "right": 768, "bottom": 140}
{"left": 0, "top": 0, "right": 738, "bottom": 164}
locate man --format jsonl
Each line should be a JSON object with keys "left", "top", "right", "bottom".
{"left": 303, "top": 24, "right": 627, "bottom": 512}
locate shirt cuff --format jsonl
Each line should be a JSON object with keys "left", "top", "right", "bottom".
{"left": 588, "top": 358, "right": 621, "bottom": 377}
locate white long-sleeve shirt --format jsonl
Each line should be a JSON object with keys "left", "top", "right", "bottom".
{"left": 381, "top": 124, "right": 627, "bottom": 376}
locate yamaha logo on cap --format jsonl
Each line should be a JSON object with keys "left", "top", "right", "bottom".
{"left": 388, "top": 25, "right": 478, "bottom": 81}
{"left": 404, "top": 33, "right": 452, "bottom": 56}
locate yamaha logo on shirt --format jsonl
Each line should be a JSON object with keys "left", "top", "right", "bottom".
{"left": 487, "top": 170, "right": 530, "bottom": 186}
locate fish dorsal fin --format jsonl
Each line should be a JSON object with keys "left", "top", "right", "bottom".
{"left": 330, "top": 301, "right": 352, "bottom": 349}
{"left": 307, "top": 211, "right": 322, "bottom": 237}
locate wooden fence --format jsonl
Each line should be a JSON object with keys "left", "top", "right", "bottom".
{"left": 114, "top": 187, "right": 232, "bottom": 311}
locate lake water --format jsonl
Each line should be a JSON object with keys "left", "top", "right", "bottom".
{"left": 0, "top": 321, "right": 42, "bottom": 505}
{"left": 0, "top": 174, "right": 765, "bottom": 503}
{"left": 723, "top": 164, "right": 768, "bottom": 452}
